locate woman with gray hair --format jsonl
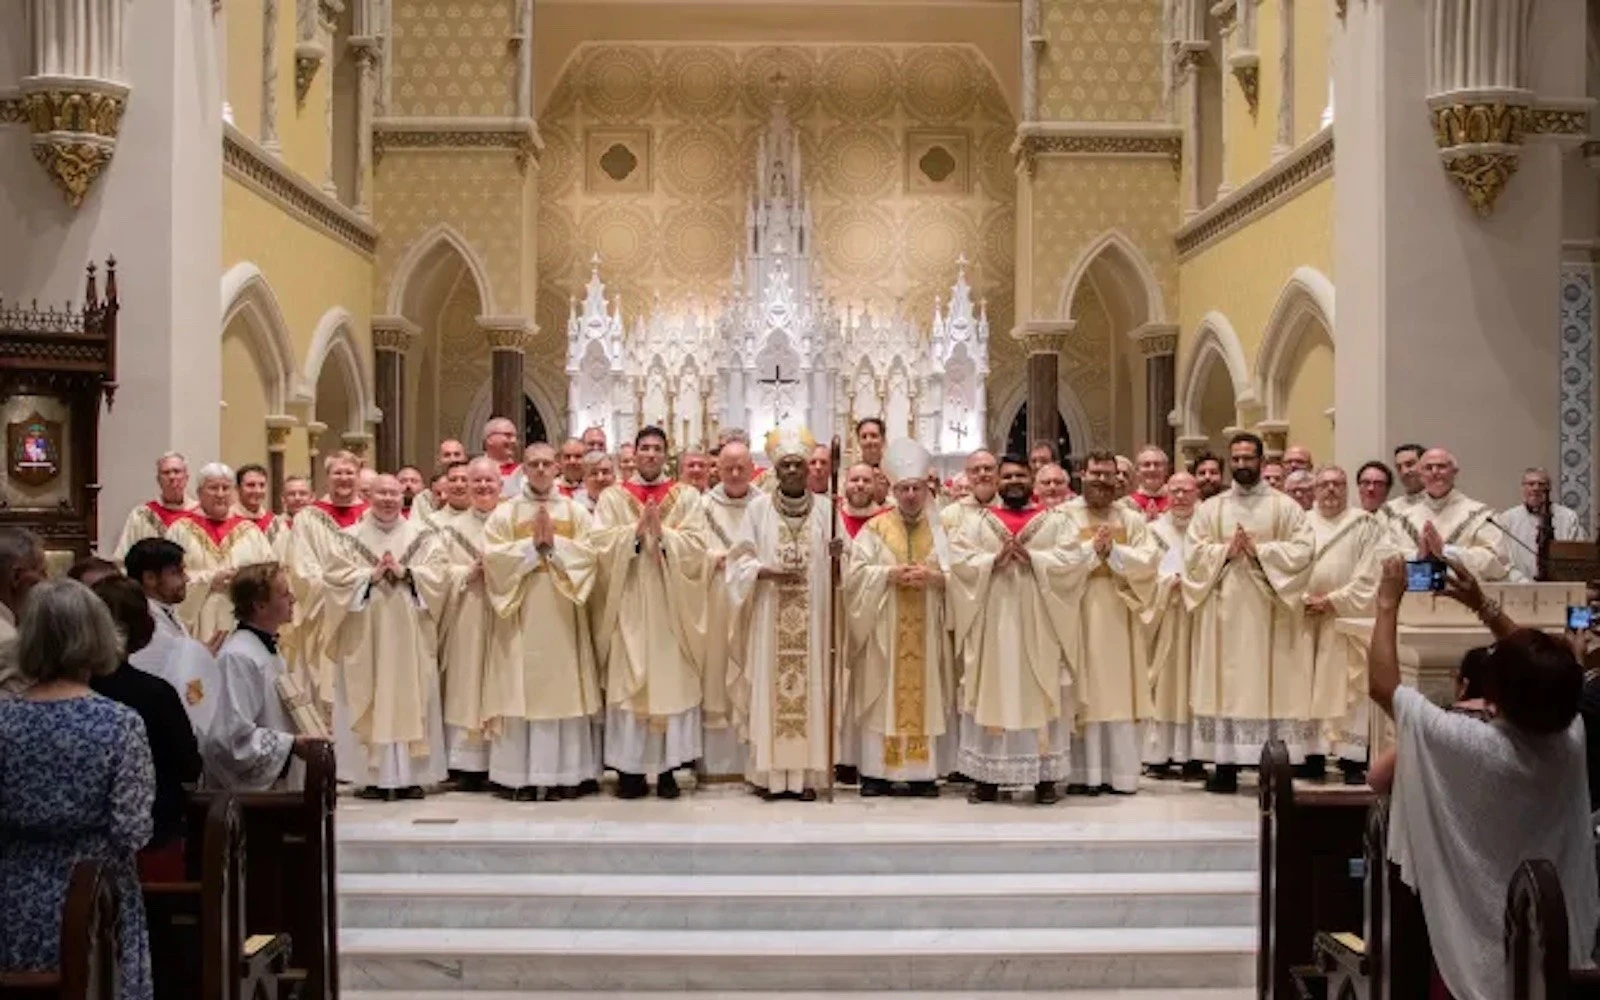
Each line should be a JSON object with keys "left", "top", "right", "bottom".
{"left": 0, "top": 578, "right": 155, "bottom": 999}
{"left": 166, "top": 460, "right": 274, "bottom": 641}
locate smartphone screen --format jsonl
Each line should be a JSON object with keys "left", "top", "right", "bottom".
{"left": 1568, "top": 606, "right": 1593, "bottom": 631}
{"left": 1404, "top": 559, "right": 1443, "bottom": 593}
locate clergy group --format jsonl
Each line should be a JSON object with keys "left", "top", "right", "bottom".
{"left": 102, "top": 418, "right": 1520, "bottom": 803}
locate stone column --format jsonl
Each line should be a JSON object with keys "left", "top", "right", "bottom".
{"left": 482, "top": 316, "right": 535, "bottom": 425}
{"left": 1273, "top": 0, "right": 1294, "bottom": 160}
{"left": 1013, "top": 322, "right": 1074, "bottom": 454}
{"left": 1175, "top": 434, "right": 1210, "bottom": 470}
{"left": 1132, "top": 324, "right": 1179, "bottom": 457}
{"left": 1255, "top": 419, "right": 1289, "bottom": 458}
{"left": 265, "top": 416, "right": 295, "bottom": 511}
{"left": 261, "top": 0, "right": 280, "bottom": 154}
{"left": 1021, "top": 0, "right": 1043, "bottom": 122}
{"left": 350, "top": 35, "right": 379, "bottom": 215}
{"left": 372, "top": 316, "right": 418, "bottom": 473}
{"left": 341, "top": 431, "right": 372, "bottom": 463}
{"left": 305, "top": 420, "right": 327, "bottom": 490}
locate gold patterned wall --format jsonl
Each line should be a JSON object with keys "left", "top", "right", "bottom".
{"left": 1037, "top": 0, "right": 1167, "bottom": 122}
{"left": 390, "top": 0, "right": 520, "bottom": 117}
{"left": 535, "top": 42, "right": 1018, "bottom": 383}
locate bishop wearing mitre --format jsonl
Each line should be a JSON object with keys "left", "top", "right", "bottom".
{"left": 1184, "top": 433, "right": 1315, "bottom": 793}
{"left": 322, "top": 474, "right": 450, "bottom": 799}
{"left": 1386, "top": 448, "right": 1511, "bottom": 581}
{"left": 590, "top": 426, "right": 709, "bottom": 800}
{"left": 482, "top": 443, "right": 604, "bottom": 801}
{"left": 286, "top": 451, "right": 369, "bottom": 700}
{"left": 1054, "top": 451, "right": 1160, "bottom": 796}
{"left": 167, "top": 463, "right": 276, "bottom": 643}
{"left": 946, "top": 455, "right": 1074, "bottom": 804}
{"left": 113, "top": 452, "right": 199, "bottom": 561}
{"left": 699, "top": 439, "right": 761, "bottom": 779}
{"left": 844, "top": 438, "right": 953, "bottom": 798}
{"left": 432, "top": 457, "right": 505, "bottom": 788}
{"left": 725, "top": 429, "right": 837, "bottom": 801}
{"left": 1143, "top": 472, "right": 1201, "bottom": 776}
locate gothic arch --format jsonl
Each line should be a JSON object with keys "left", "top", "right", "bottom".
{"left": 1057, "top": 229, "right": 1166, "bottom": 325}
{"left": 1254, "top": 267, "right": 1336, "bottom": 420}
{"left": 990, "top": 375, "right": 1095, "bottom": 455}
{"left": 386, "top": 223, "right": 497, "bottom": 318}
{"left": 1178, "top": 311, "right": 1254, "bottom": 437}
{"left": 462, "top": 373, "right": 564, "bottom": 448}
{"left": 305, "top": 308, "right": 375, "bottom": 435}
{"left": 220, "top": 263, "right": 303, "bottom": 413}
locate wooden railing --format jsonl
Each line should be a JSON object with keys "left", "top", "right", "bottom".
{"left": 0, "top": 860, "right": 118, "bottom": 1000}
{"left": 1505, "top": 858, "right": 1600, "bottom": 999}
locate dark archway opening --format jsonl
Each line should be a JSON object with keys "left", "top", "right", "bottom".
{"left": 523, "top": 394, "right": 550, "bottom": 446}
{"left": 1006, "top": 404, "right": 1072, "bottom": 464}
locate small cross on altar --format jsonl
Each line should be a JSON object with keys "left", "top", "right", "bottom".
{"left": 948, "top": 417, "right": 969, "bottom": 449}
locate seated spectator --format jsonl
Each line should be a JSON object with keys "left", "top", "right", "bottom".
{"left": 1369, "top": 556, "right": 1598, "bottom": 1000}
{"left": 89, "top": 575, "right": 202, "bottom": 881}
{"left": 67, "top": 555, "right": 120, "bottom": 587}
{"left": 1367, "top": 646, "right": 1491, "bottom": 793}
{"left": 0, "top": 579, "right": 154, "bottom": 999}
{"left": 0, "top": 527, "right": 47, "bottom": 696}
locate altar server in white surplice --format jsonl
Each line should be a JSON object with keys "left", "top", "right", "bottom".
{"left": 285, "top": 451, "right": 369, "bottom": 702}
{"left": 1142, "top": 472, "right": 1200, "bottom": 775}
{"left": 112, "top": 452, "right": 198, "bottom": 563}
{"left": 699, "top": 441, "right": 762, "bottom": 779}
{"left": 322, "top": 474, "right": 451, "bottom": 798}
{"left": 1386, "top": 448, "right": 1511, "bottom": 582}
{"left": 844, "top": 438, "right": 954, "bottom": 798}
{"left": 946, "top": 454, "right": 1074, "bottom": 804}
{"left": 167, "top": 463, "right": 276, "bottom": 643}
{"left": 590, "top": 425, "right": 709, "bottom": 800}
{"left": 725, "top": 429, "right": 837, "bottom": 800}
{"left": 1055, "top": 451, "right": 1160, "bottom": 795}
{"left": 433, "top": 457, "right": 505, "bottom": 787}
{"left": 482, "top": 443, "right": 604, "bottom": 801}
{"left": 1184, "top": 432, "right": 1315, "bottom": 793}
{"left": 1300, "top": 465, "right": 1382, "bottom": 775}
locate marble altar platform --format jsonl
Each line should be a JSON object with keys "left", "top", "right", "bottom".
{"left": 337, "top": 780, "right": 1260, "bottom": 998}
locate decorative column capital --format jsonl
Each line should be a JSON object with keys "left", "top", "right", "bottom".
{"left": 265, "top": 414, "right": 298, "bottom": 452}
{"left": 1175, "top": 434, "right": 1210, "bottom": 464}
{"left": 481, "top": 315, "right": 537, "bottom": 353}
{"left": 1227, "top": 53, "right": 1261, "bottom": 118}
{"left": 1428, "top": 94, "right": 1531, "bottom": 217}
{"left": 371, "top": 315, "right": 421, "bottom": 353}
{"left": 1254, "top": 419, "right": 1290, "bottom": 456}
{"left": 1129, "top": 323, "right": 1179, "bottom": 358}
{"left": 340, "top": 431, "right": 373, "bottom": 456}
{"left": 1011, "top": 320, "right": 1077, "bottom": 356}
{"left": 19, "top": 77, "right": 130, "bottom": 207}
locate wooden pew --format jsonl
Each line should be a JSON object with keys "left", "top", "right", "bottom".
{"left": 1505, "top": 858, "right": 1600, "bottom": 999}
{"left": 0, "top": 860, "right": 118, "bottom": 1000}
{"left": 1257, "top": 740, "right": 1375, "bottom": 999}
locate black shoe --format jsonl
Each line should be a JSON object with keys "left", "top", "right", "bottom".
{"left": 1146, "top": 763, "right": 1175, "bottom": 780}
{"left": 513, "top": 786, "right": 538, "bottom": 802}
{"left": 576, "top": 778, "right": 601, "bottom": 798}
{"left": 1295, "top": 755, "right": 1328, "bottom": 781}
{"left": 1205, "top": 765, "right": 1239, "bottom": 794}
{"left": 398, "top": 785, "right": 425, "bottom": 800}
{"left": 798, "top": 789, "right": 817, "bottom": 802}
{"left": 455, "top": 772, "right": 487, "bottom": 793}
{"left": 355, "top": 786, "right": 386, "bottom": 801}
{"left": 492, "top": 784, "right": 517, "bottom": 801}
{"left": 909, "top": 781, "right": 939, "bottom": 798}
{"left": 944, "top": 771, "right": 973, "bottom": 785}
{"left": 1065, "top": 783, "right": 1091, "bottom": 796}
{"left": 1034, "top": 782, "right": 1060, "bottom": 805}
{"left": 967, "top": 782, "right": 999, "bottom": 804}
{"left": 657, "top": 772, "right": 681, "bottom": 799}
{"left": 760, "top": 787, "right": 782, "bottom": 802}
{"left": 1338, "top": 759, "right": 1368, "bottom": 786}
{"left": 834, "top": 764, "right": 860, "bottom": 785}
{"left": 616, "top": 773, "right": 649, "bottom": 799}
{"left": 860, "top": 777, "right": 890, "bottom": 797}
{"left": 1181, "top": 760, "right": 1207, "bottom": 781}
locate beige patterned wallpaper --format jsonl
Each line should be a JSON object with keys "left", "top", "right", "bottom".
{"left": 390, "top": 0, "right": 520, "bottom": 118}
{"left": 1037, "top": 0, "right": 1167, "bottom": 122}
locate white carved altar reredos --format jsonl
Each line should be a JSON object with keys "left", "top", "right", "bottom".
{"left": 564, "top": 91, "right": 990, "bottom": 470}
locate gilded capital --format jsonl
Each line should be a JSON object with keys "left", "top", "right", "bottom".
{"left": 1429, "top": 99, "right": 1527, "bottom": 217}
{"left": 20, "top": 79, "right": 130, "bottom": 207}
{"left": 265, "top": 416, "right": 296, "bottom": 452}
{"left": 1131, "top": 323, "right": 1180, "bottom": 358}
{"left": 340, "top": 431, "right": 372, "bottom": 455}
{"left": 1011, "top": 320, "right": 1075, "bottom": 356}
{"left": 371, "top": 315, "right": 421, "bottom": 353}
{"left": 480, "top": 315, "right": 536, "bottom": 353}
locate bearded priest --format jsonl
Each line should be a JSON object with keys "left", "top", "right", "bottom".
{"left": 947, "top": 454, "right": 1075, "bottom": 804}
{"left": 844, "top": 438, "right": 953, "bottom": 798}
{"left": 590, "top": 426, "right": 709, "bottom": 799}
{"left": 482, "top": 443, "right": 604, "bottom": 801}
{"left": 168, "top": 463, "right": 276, "bottom": 643}
{"left": 725, "top": 428, "right": 838, "bottom": 801}
{"left": 699, "top": 440, "right": 760, "bottom": 779}
{"left": 322, "top": 474, "right": 451, "bottom": 799}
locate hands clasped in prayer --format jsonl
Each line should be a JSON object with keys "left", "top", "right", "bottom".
{"left": 633, "top": 499, "right": 664, "bottom": 554}
{"left": 1225, "top": 524, "right": 1256, "bottom": 562}
{"left": 887, "top": 562, "right": 943, "bottom": 589}
{"left": 368, "top": 551, "right": 407, "bottom": 585}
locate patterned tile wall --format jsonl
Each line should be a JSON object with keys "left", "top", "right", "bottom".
{"left": 390, "top": 0, "right": 520, "bottom": 117}
{"left": 1559, "top": 264, "right": 1595, "bottom": 530}
{"left": 1037, "top": 0, "right": 1167, "bottom": 122}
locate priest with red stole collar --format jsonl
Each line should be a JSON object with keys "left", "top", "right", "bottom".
{"left": 287, "top": 451, "right": 369, "bottom": 700}
{"left": 233, "top": 463, "right": 287, "bottom": 550}
{"left": 589, "top": 425, "right": 709, "bottom": 799}
{"left": 484, "top": 417, "right": 526, "bottom": 498}
{"left": 281, "top": 476, "right": 313, "bottom": 525}
{"left": 1127, "top": 446, "right": 1173, "bottom": 519}
{"left": 167, "top": 463, "right": 275, "bottom": 643}
{"left": 113, "top": 452, "right": 199, "bottom": 562}
{"left": 947, "top": 455, "right": 1077, "bottom": 804}
{"left": 837, "top": 463, "right": 884, "bottom": 540}
{"left": 556, "top": 438, "right": 587, "bottom": 498}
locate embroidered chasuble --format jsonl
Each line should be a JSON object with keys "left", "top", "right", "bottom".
{"left": 839, "top": 505, "right": 883, "bottom": 541}
{"left": 167, "top": 514, "right": 276, "bottom": 640}
{"left": 286, "top": 500, "right": 368, "bottom": 699}
{"left": 1302, "top": 508, "right": 1381, "bottom": 757}
{"left": 235, "top": 508, "right": 288, "bottom": 555}
{"left": 480, "top": 491, "right": 602, "bottom": 725}
{"left": 1143, "top": 514, "right": 1194, "bottom": 763}
{"left": 589, "top": 479, "right": 709, "bottom": 720}
{"left": 1183, "top": 483, "right": 1316, "bottom": 763}
{"left": 112, "top": 498, "right": 197, "bottom": 562}
{"left": 1385, "top": 490, "right": 1511, "bottom": 581}
{"left": 702, "top": 486, "right": 759, "bottom": 733}
{"left": 844, "top": 509, "right": 952, "bottom": 776}
{"left": 433, "top": 506, "right": 508, "bottom": 761}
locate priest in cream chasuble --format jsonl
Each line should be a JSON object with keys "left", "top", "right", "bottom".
{"left": 725, "top": 429, "right": 836, "bottom": 800}
{"left": 168, "top": 464, "right": 276, "bottom": 642}
{"left": 946, "top": 455, "right": 1076, "bottom": 803}
{"left": 589, "top": 426, "right": 709, "bottom": 799}
{"left": 699, "top": 441, "right": 762, "bottom": 778}
{"left": 832, "top": 460, "right": 886, "bottom": 781}
{"left": 482, "top": 444, "right": 604, "bottom": 799}
{"left": 1300, "top": 466, "right": 1383, "bottom": 769}
{"left": 321, "top": 474, "right": 451, "bottom": 795}
{"left": 1385, "top": 448, "right": 1511, "bottom": 581}
{"left": 433, "top": 457, "right": 506, "bottom": 782}
{"left": 1143, "top": 472, "right": 1200, "bottom": 772}
{"left": 112, "top": 453, "right": 199, "bottom": 562}
{"left": 1055, "top": 453, "right": 1161, "bottom": 795}
{"left": 234, "top": 463, "right": 288, "bottom": 553}
{"left": 844, "top": 438, "right": 954, "bottom": 796}
{"left": 285, "top": 452, "right": 368, "bottom": 703}
{"left": 1183, "top": 434, "right": 1315, "bottom": 788}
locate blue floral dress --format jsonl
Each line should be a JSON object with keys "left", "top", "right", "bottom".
{"left": 0, "top": 695, "right": 155, "bottom": 1000}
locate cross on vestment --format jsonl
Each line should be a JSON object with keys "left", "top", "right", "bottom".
{"left": 758, "top": 365, "right": 801, "bottom": 423}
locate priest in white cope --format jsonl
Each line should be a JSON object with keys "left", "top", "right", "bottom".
{"left": 700, "top": 441, "right": 761, "bottom": 778}
{"left": 1184, "top": 432, "right": 1315, "bottom": 793}
{"left": 322, "top": 474, "right": 451, "bottom": 799}
{"left": 1500, "top": 467, "right": 1587, "bottom": 581}
{"left": 946, "top": 455, "right": 1074, "bottom": 804}
{"left": 112, "top": 452, "right": 198, "bottom": 561}
{"left": 167, "top": 463, "right": 276, "bottom": 643}
{"left": 482, "top": 443, "right": 603, "bottom": 801}
{"left": 725, "top": 429, "right": 838, "bottom": 800}
{"left": 1300, "top": 464, "right": 1382, "bottom": 780}
{"left": 286, "top": 451, "right": 368, "bottom": 702}
{"left": 844, "top": 438, "right": 953, "bottom": 798}
{"left": 207, "top": 562, "right": 326, "bottom": 790}
{"left": 433, "top": 456, "right": 503, "bottom": 788}
{"left": 1143, "top": 472, "right": 1200, "bottom": 777}
{"left": 1055, "top": 451, "right": 1160, "bottom": 795}
{"left": 590, "top": 426, "right": 709, "bottom": 799}
{"left": 1387, "top": 448, "right": 1511, "bottom": 581}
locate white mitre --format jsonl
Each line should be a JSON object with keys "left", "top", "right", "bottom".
{"left": 764, "top": 426, "right": 815, "bottom": 463}
{"left": 883, "top": 438, "right": 932, "bottom": 486}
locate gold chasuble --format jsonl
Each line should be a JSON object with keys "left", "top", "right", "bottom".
{"left": 167, "top": 514, "right": 276, "bottom": 641}
{"left": 845, "top": 510, "right": 952, "bottom": 780}
{"left": 1183, "top": 482, "right": 1315, "bottom": 764}
{"left": 1303, "top": 508, "right": 1381, "bottom": 758}
{"left": 1385, "top": 489, "right": 1511, "bottom": 581}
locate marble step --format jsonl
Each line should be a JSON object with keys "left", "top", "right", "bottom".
{"left": 337, "top": 820, "right": 1258, "bottom": 876}
{"left": 340, "top": 926, "right": 1257, "bottom": 992}
{"left": 338, "top": 871, "right": 1257, "bottom": 931}
{"left": 343, "top": 989, "right": 1256, "bottom": 999}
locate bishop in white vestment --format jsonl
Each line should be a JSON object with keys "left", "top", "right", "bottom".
{"left": 433, "top": 457, "right": 504, "bottom": 783}
{"left": 1143, "top": 472, "right": 1200, "bottom": 773}
{"left": 1386, "top": 449, "right": 1511, "bottom": 581}
{"left": 700, "top": 442, "right": 762, "bottom": 778}
{"left": 482, "top": 444, "right": 604, "bottom": 799}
